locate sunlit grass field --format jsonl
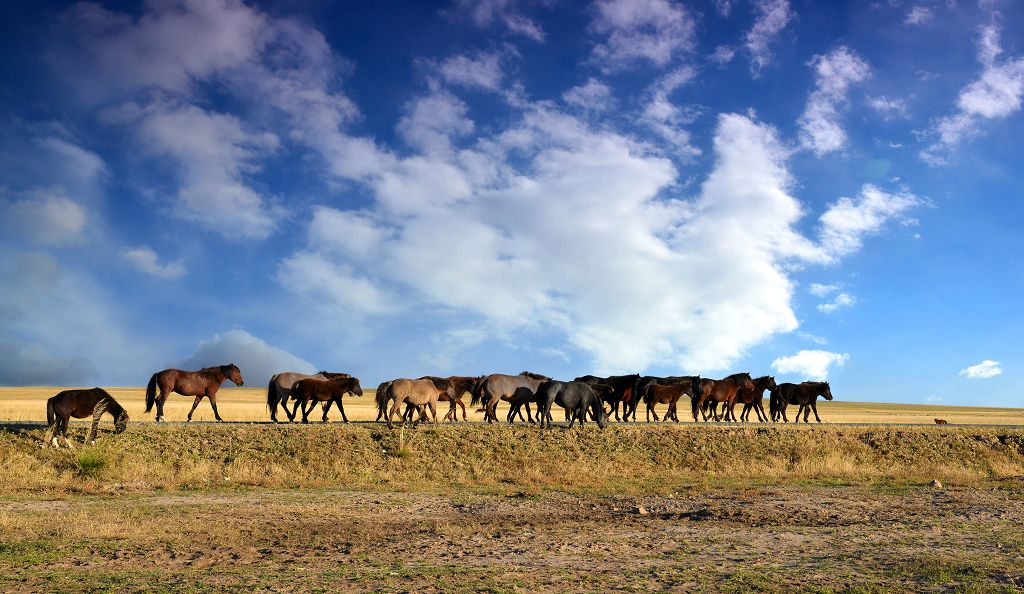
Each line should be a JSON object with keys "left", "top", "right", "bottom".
{"left": 1, "top": 385, "right": 1022, "bottom": 425}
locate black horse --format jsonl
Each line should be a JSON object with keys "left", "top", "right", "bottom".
{"left": 536, "top": 380, "right": 608, "bottom": 429}
{"left": 574, "top": 374, "right": 641, "bottom": 422}
{"left": 770, "top": 382, "right": 834, "bottom": 422}
{"left": 46, "top": 388, "right": 128, "bottom": 448}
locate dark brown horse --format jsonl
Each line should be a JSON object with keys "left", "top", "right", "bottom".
{"left": 645, "top": 384, "right": 690, "bottom": 422}
{"left": 145, "top": 364, "right": 244, "bottom": 422}
{"left": 46, "top": 388, "right": 128, "bottom": 448}
{"left": 770, "top": 382, "right": 834, "bottom": 422}
{"left": 288, "top": 377, "right": 363, "bottom": 423}
{"left": 267, "top": 370, "right": 353, "bottom": 422}
{"left": 934, "top": 418, "right": 949, "bottom": 425}
{"left": 729, "top": 375, "right": 776, "bottom": 422}
{"left": 639, "top": 376, "right": 703, "bottom": 422}
{"left": 692, "top": 373, "right": 754, "bottom": 422}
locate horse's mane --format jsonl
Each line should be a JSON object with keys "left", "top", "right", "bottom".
{"left": 724, "top": 372, "right": 752, "bottom": 381}
{"left": 519, "top": 371, "right": 550, "bottom": 380}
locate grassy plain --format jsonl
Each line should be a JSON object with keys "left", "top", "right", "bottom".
{"left": 3, "top": 389, "right": 1024, "bottom": 592}
{"left": 2, "top": 385, "right": 1023, "bottom": 425}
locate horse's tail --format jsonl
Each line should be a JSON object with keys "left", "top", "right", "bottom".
{"left": 46, "top": 397, "right": 56, "bottom": 427}
{"left": 470, "top": 378, "right": 486, "bottom": 406}
{"left": 144, "top": 373, "right": 158, "bottom": 413}
{"left": 375, "top": 383, "right": 391, "bottom": 418}
{"left": 266, "top": 377, "right": 277, "bottom": 412}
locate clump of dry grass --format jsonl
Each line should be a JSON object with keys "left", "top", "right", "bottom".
{"left": 2, "top": 424, "right": 1024, "bottom": 496}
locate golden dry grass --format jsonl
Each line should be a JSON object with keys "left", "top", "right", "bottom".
{"left": 1, "top": 385, "right": 1022, "bottom": 425}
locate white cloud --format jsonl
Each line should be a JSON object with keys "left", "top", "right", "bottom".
{"left": 922, "top": 24, "right": 1024, "bottom": 163}
{"left": 905, "top": 6, "right": 934, "bottom": 25}
{"left": 451, "top": 0, "right": 545, "bottom": 41}
{"left": 176, "top": 329, "right": 316, "bottom": 387}
{"left": 771, "top": 349, "right": 849, "bottom": 380}
{"left": 437, "top": 52, "right": 505, "bottom": 91}
{"left": 797, "top": 331, "right": 829, "bottom": 345}
{"left": 279, "top": 102, "right": 916, "bottom": 374}
{"left": 809, "top": 282, "right": 840, "bottom": 297}
{"left": 818, "top": 184, "right": 921, "bottom": 261}
{"left": 817, "top": 292, "right": 854, "bottom": 313}
{"left": 52, "top": 0, "right": 268, "bottom": 103}
{"left": 130, "top": 103, "right": 282, "bottom": 240}
{"left": 3, "top": 190, "right": 88, "bottom": 246}
{"left": 397, "top": 89, "right": 474, "bottom": 154}
{"left": 123, "top": 246, "right": 186, "bottom": 279}
{"left": 589, "top": 0, "right": 697, "bottom": 71}
{"left": 746, "top": 0, "right": 794, "bottom": 76}
{"left": 639, "top": 66, "right": 702, "bottom": 158}
{"left": 867, "top": 95, "right": 909, "bottom": 119}
{"left": 798, "top": 46, "right": 871, "bottom": 155}
{"left": 563, "top": 78, "right": 615, "bottom": 112}
{"left": 713, "top": 0, "right": 735, "bottom": 17}
{"left": 710, "top": 45, "right": 736, "bottom": 66}
{"left": 959, "top": 360, "right": 1002, "bottom": 379}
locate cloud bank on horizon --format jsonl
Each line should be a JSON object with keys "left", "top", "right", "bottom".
{"left": 0, "top": 0, "right": 1020, "bottom": 405}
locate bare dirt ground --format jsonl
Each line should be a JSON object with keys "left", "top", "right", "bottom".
{"left": 3, "top": 483, "right": 1024, "bottom": 593}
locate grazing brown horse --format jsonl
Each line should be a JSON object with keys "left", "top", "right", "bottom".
{"left": 472, "top": 372, "right": 551, "bottom": 423}
{"left": 692, "top": 373, "right": 755, "bottom": 422}
{"left": 288, "top": 377, "right": 363, "bottom": 423}
{"left": 266, "top": 370, "right": 352, "bottom": 423}
{"left": 770, "top": 382, "right": 834, "bottom": 423}
{"left": 145, "top": 364, "right": 244, "bottom": 422}
{"left": 934, "top": 418, "right": 949, "bottom": 425}
{"left": 387, "top": 379, "right": 446, "bottom": 427}
{"left": 46, "top": 388, "right": 128, "bottom": 448}
{"left": 729, "top": 376, "right": 776, "bottom": 422}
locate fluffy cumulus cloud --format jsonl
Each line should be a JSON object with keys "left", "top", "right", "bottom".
{"left": 798, "top": 46, "right": 872, "bottom": 155}
{"left": 589, "top": 0, "right": 697, "bottom": 71}
{"left": 277, "top": 97, "right": 918, "bottom": 373}
{"left": 923, "top": 24, "right": 1024, "bottom": 164}
{"left": 745, "top": 0, "right": 793, "bottom": 76}
{"left": 959, "top": 360, "right": 1002, "bottom": 379}
{"left": 123, "top": 246, "right": 186, "bottom": 279}
{"left": 436, "top": 52, "right": 505, "bottom": 91}
{"left": 176, "top": 329, "right": 316, "bottom": 386}
{"left": 771, "top": 349, "right": 849, "bottom": 380}
{"left": 818, "top": 185, "right": 920, "bottom": 261}
{"left": 2, "top": 190, "right": 88, "bottom": 246}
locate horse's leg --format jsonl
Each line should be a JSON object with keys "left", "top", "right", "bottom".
{"left": 208, "top": 390, "right": 224, "bottom": 422}
{"left": 185, "top": 395, "right": 203, "bottom": 422}
{"left": 156, "top": 389, "right": 167, "bottom": 422}
{"left": 387, "top": 400, "right": 402, "bottom": 428}
{"left": 429, "top": 401, "right": 438, "bottom": 425}
{"left": 338, "top": 397, "right": 349, "bottom": 423}
{"left": 301, "top": 400, "right": 316, "bottom": 424}
{"left": 525, "top": 402, "right": 535, "bottom": 424}
{"left": 459, "top": 398, "right": 467, "bottom": 421}
{"left": 322, "top": 399, "right": 334, "bottom": 423}
{"left": 87, "top": 403, "right": 105, "bottom": 444}
{"left": 812, "top": 401, "right": 822, "bottom": 423}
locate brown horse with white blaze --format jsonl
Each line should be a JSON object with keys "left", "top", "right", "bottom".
{"left": 145, "top": 364, "right": 243, "bottom": 422}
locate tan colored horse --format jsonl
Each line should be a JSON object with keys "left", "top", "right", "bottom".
{"left": 387, "top": 379, "right": 445, "bottom": 428}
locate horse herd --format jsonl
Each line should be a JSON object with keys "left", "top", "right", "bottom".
{"left": 42, "top": 364, "right": 835, "bottom": 447}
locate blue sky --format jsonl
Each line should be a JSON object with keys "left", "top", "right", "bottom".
{"left": 0, "top": 0, "right": 1021, "bottom": 405}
